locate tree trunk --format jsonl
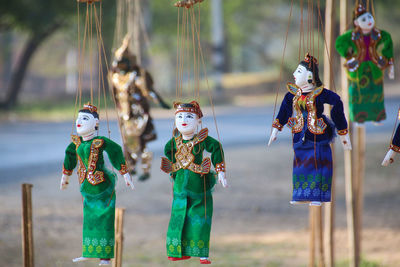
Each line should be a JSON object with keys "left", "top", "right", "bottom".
{"left": 0, "top": 22, "right": 63, "bottom": 110}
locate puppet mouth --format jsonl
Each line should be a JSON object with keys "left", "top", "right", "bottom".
{"left": 77, "top": 124, "right": 81, "bottom": 127}
{"left": 182, "top": 123, "right": 188, "bottom": 126}
{"left": 368, "top": 23, "right": 372, "bottom": 26}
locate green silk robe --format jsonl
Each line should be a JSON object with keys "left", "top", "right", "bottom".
{"left": 335, "top": 28, "right": 393, "bottom": 122}
{"left": 162, "top": 128, "right": 224, "bottom": 258}
{"left": 63, "top": 135, "right": 128, "bottom": 259}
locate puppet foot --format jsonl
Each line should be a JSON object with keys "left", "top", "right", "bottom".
{"left": 99, "top": 259, "right": 111, "bottom": 265}
{"left": 372, "top": 121, "right": 383, "bottom": 126}
{"left": 138, "top": 173, "right": 150, "bottom": 181}
{"left": 290, "top": 201, "right": 307, "bottom": 205}
{"left": 309, "top": 201, "right": 322, "bottom": 206}
{"left": 168, "top": 256, "right": 191, "bottom": 261}
{"left": 72, "top": 257, "right": 91, "bottom": 262}
{"left": 200, "top": 257, "right": 211, "bottom": 264}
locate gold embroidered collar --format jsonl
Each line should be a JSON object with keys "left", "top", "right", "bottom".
{"left": 287, "top": 82, "right": 327, "bottom": 135}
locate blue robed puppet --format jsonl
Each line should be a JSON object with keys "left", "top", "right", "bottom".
{"left": 269, "top": 54, "right": 352, "bottom": 206}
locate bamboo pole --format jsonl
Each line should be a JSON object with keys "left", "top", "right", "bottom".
{"left": 323, "top": 0, "right": 335, "bottom": 261}
{"left": 309, "top": 207, "right": 316, "bottom": 267}
{"left": 316, "top": 206, "right": 325, "bottom": 267}
{"left": 322, "top": 0, "right": 335, "bottom": 266}
{"left": 113, "top": 208, "right": 125, "bottom": 267}
{"left": 355, "top": 125, "right": 366, "bottom": 263}
{"left": 339, "top": 1, "right": 358, "bottom": 266}
{"left": 21, "top": 183, "right": 34, "bottom": 267}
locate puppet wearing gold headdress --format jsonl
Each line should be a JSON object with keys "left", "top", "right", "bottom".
{"left": 110, "top": 36, "right": 170, "bottom": 181}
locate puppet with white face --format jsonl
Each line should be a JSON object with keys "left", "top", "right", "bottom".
{"left": 269, "top": 54, "right": 351, "bottom": 206}
{"left": 61, "top": 103, "right": 133, "bottom": 265}
{"left": 160, "top": 101, "right": 226, "bottom": 264}
{"left": 336, "top": 4, "right": 394, "bottom": 123}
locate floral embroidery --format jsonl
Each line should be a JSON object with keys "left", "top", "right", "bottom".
{"left": 100, "top": 238, "right": 107, "bottom": 247}
{"left": 105, "top": 246, "right": 112, "bottom": 254}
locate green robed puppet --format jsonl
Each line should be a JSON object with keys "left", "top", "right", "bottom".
{"left": 61, "top": 103, "right": 134, "bottom": 266}
{"left": 160, "top": 101, "right": 227, "bottom": 265}
{"left": 335, "top": 4, "right": 394, "bottom": 123}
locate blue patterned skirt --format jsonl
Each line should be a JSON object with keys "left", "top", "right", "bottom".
{"left": 292, "top": 139, "right": 332, "bottom": 202}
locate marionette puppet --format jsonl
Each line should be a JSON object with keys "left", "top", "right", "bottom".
{"left": 382, "top": 114, "right": 400, "bottom": 166}
{"left": 110, "top": 36, "right": 170, "bottom": 181}
{"left": 268, "top": 54, "right": 352, "bottom": 206}
{"left": 335, "top": 4, "right": 394, "bottom": 124}
{"left": 160, "top": 101, "right": 227, "bottom": 264}
{"left": 61, "top": 103, "right": 134, "bottom": 266}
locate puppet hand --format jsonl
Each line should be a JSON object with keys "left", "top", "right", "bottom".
{"left": 268, "top": 128, "right": 279, "bottom": 146}
{"left": 339, "top": 134, "right": 352, "bottom": 150}
{"left": 135, "top": 76, "right": 144, "bottom": 88}
{"left": 123, "top": 173, "right": 135, "bottom": 190}
{"left": 218, "top": 172, "right": 228, "bottom": 188}
{"left": 389, "top": 65, "right": 395, "bottom": 80}
{"left": 382, "top": 149, "right": 396, "bottom": 166}
{"left": 60, "top": 174, "right": 70, "bottom": 190}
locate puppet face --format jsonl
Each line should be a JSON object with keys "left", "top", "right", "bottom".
{"left": 76, "top": 112, "right": 98, "bottom": 136}
{"left": 354, "top": 12, "right": 375, "bottom": 32}
{"left": 175, "top": 112, "right": 200, "bottom": 137}
{"left": 293, "top": 65, "right": 313, "bottom": 88}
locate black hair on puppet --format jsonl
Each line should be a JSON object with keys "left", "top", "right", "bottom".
{"left": 299, "top": 53, "right": 323, "bottom": 87}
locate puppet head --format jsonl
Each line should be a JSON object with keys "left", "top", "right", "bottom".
{"left": 294, "top": 53, "right": 322, "bottom": 88}
{"left": 353, "top": 4, "right": 375, "bottom": 32}
{"left": 76, "top": 103, "right": 99, "bottom": 136}
{"left": 112, "top": 35, "right": 137, "bottom": 72}
{"left": 174, "top": 101, "right": 202, "bottom": 138}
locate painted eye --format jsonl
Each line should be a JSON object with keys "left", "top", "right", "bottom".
{"left": 362, "top": 18, "right": 366, "bottom": 22}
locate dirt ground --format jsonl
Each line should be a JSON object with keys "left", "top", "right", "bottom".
{"left": 1, "top": 129, "right": 399, "bottom": 267}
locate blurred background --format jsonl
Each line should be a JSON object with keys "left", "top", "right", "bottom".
{"left": 1, "top": 0, "right": 400, "bottom": 266}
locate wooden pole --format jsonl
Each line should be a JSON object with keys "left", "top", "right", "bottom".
{"left": 322, "top": 0, "right": 335, "bottom": 266}
{"left": 309, "top": 207, "right": 316, "bottom": 267}
{"left": 355, "top": 125, "right": 366, "bottom": 263}
{"left": 21, "top": 183, "right": 34, "bottom": 267}
{"left": 339, "top": 1, "right": 358, "bottom": 266}
{"left": 316, "top": 206, "right": 325, "bottom": 267}
{"left": 113, "top": 208, "right": 125, "bottom": 267}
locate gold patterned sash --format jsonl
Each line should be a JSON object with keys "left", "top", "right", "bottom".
{"left": 72, "top": 135, "right": 105, "bottom": 185}
{"left": 160, "top": 128, "right": 211, "bottom": 175}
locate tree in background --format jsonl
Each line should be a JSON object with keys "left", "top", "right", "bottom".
{"left": 0, "top": 0, "right": 116, "bottom": 110}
